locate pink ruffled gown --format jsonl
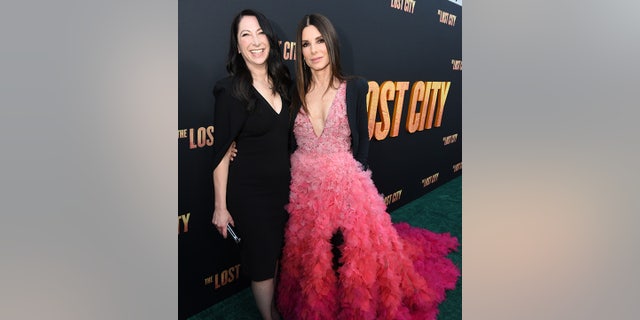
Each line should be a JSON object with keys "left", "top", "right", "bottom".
{"left": 277, "top": 81, "right": 460, "bottom": 320}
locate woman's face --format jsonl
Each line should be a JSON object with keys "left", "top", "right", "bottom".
{"left": 236, "top": 15, "right": 270, "bottom": 69}
{"left": 301, "top": 25, "right": 330, "bottom": 72}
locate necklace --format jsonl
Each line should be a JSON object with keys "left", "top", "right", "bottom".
{"left": 264, "top": 77, "right": 273, "bottom": 89}
{"left": 256, "top": 81, "right": 272, "bottom": 90}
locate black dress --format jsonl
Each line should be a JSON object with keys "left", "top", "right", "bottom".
{"left": 212, "top": 77, "right": 290, "bottom": 282}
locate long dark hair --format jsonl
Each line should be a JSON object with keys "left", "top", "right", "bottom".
{"left": 226, "top": 9, "right": 291, "bottom": 111}
{"left": 294, "top": 13, "right": 348, "bottom": 114}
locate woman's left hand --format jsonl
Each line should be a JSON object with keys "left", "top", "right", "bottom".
{"left": 227, "top": 141, "right": 238, "bottom": 161}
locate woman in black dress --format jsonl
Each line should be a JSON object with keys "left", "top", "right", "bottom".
{"left": 211, "top": 9, "right": 291, "bottom": 320}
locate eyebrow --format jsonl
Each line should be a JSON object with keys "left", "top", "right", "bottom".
{"left": 239, "top": 28, "right": 263, "bottom": 33}
{"left": 302, "top": 36, "right": 323, "bottom": 42}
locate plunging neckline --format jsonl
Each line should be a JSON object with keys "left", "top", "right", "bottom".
{"left": 253, "top": 86, "right": 283, "bottom": 115}
{"left": 306, "top": 84, "right": 341, "bottom": 138}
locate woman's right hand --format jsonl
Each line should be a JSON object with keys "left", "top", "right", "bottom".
{"left": 212, "top": 208, "right": 235, "bottom": 238}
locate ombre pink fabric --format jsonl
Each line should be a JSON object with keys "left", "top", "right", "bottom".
{"left": 277, "top": 82, "right": 460, "bottom": 320}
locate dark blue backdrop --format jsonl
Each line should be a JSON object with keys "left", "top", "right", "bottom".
{"left": 179, "top": 1, "right": 461, "bottom": 318}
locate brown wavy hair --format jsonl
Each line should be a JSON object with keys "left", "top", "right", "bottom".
{"left": 294, "top": 13, "right": 348, "bottom": 114}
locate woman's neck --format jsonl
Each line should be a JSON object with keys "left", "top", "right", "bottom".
{"left": 248, "top": 65, "right": 270, "bottom": 85}
{"left": 310, "top": 68, "right": 335, "bottom": 90}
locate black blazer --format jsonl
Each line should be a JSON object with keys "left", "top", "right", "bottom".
{"left": 289, "top": 76, "right": 370, "bottom": 170}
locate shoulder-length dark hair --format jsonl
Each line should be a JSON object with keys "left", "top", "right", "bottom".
{"left": 294, "top": 13, "right": 348, "bottom": 113}
{"left": 226, "top": 9, "right": 291, "bottom": 111}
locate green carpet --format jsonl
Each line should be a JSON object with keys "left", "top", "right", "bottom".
{"left": 190, "top": 176, "right": 462, "bottom": 320}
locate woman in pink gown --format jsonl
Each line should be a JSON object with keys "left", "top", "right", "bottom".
{"left": 277, "top": 13, "right": 460, "bottom": 320}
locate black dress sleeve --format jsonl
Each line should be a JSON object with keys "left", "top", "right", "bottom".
{"left": 211, "top": 78, "right": 248, "bottom": 170}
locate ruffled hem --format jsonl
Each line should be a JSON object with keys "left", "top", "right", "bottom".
{"left": 277, "top": 151, "right": 460, "bottom": 319}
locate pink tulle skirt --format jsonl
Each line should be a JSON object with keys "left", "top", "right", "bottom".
{"left": 277, "top": 150, "right": 460, "bottom": 320}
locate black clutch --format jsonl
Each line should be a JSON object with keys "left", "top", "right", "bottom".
{"left": 227, "top": 224, "right": 241, "bottom": 244}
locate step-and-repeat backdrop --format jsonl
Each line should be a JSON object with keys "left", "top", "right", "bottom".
{"left": 179, "top": 0, "right": 461, "bottom": 318}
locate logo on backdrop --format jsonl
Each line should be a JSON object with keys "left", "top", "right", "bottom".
{"left": 178, "top": 126, "right": 214, "bottom": 149}
{"left": 443, "top": 133, "right": 459, "bottom": 145}
{"left": 422, "top": 173, "right": 440, "bottom": 187}
{"left": 384, "top": 189, "right": 403, "bottom": 206}
{"left": 366, "top": 81, "right": 451, "bottom": 140}
{"left": 204, "top": 264, "right": 241, "bottom": 289}
{"left": 437, "top": 10, "right": 457, "bottom": 27}
{"left": 448, "top": 0, "right": 463, "bottom": 6}
{"left": 178, "top": 212, "right": 190, "bottom": 234}
{"left": 451, "top": 59, "right": 462, "bottom": 71}
{"left": 452, "top": 162, "right": 462, "bottom": 173}
{"left": 278, "top": 40, "right": 297, "bottom": 61}
{"left": 390, "top": 0, "right": 416, "bottom": 14}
